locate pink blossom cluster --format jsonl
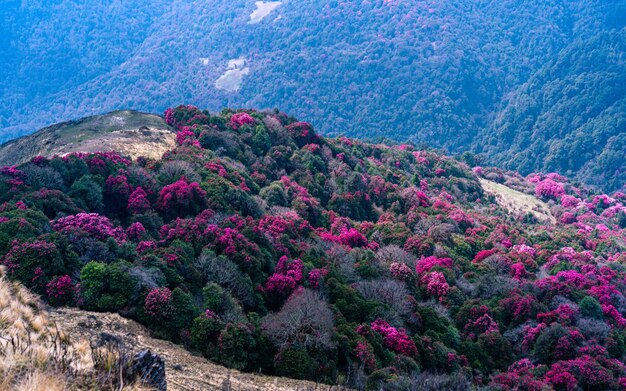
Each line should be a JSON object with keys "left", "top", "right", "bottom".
{"left": 389, "top": 262, "right": 413, "bottom": 281}
{"left": 307, "top": 268, "right": 328, "bottom": 289}
{"left": 421, "top": 271, "right": 449, "bottom": 300}
{"left": 126, "top": 222, "right": 146, "bottom": 240}
{"left": 415, "top": 256, "right": 453, "bottom": 275}
{"left": 546, "top": 355, "right": 614, "bottom": 390}
{"left": 354, "top": 340, "right": 376, "bottom": 371}
{"left": 176, "top": 129, "right": 200, "bottom": 147}
{"left": 537, "top": 304, "right": 578, "bottom": 326}
{"left": 264, "top": 256, "right": 304, "bottom": 297}
{"left": 52, "top": 213, "right": 126, "bottom": 242}
{"left": 472, "top": 249, "right": 498, "bottom": 263}
{"left": 463, "top": 305, "right": 499, "bottom": 340}
{"left": 105, "top": 175, "right": 131, "bottom": 198}
{"left": 128, "top": 187, "right": 151, "bottom": 214}
{"left": 368, "top": 319, "right": 418, "bottom": 357}
{"left": 144, "top": 287, "right": 174, "bottom": 318}
{"left": 1, "top": 240, "right": 58, "bottom": 273}
{"left": 229, "top": 112, "right": 256, "bottom": 130}
{"left": 535, "top": 178, "right": 565, "bottom": 200}
{"left": 46, "top": 275, "right": 75, "bottom": 305}
{"left": 602, "top": 304, "right": 626, "bottom": 328}
{"left": 319, "top": 226, "right": 368, "bottom": 248}
{"left": 285, "top": 122, "right": 318, "bottom": 147}
{"left": 204, "top": 224, "right": 260, "bottom": 264}
{"left": 1, "top": 166, "right": 25, "bottom": 190}
{"left": 156, "top": 177, "right": 206, "bottom": 214}
{"left": 136, "top": 240, "right": 157, "bottom": 253}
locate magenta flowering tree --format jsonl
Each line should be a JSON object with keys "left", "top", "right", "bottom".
{"left": 52, "top": 213, "right": 127, "bottom": 243}
{"left": 545, "top": 356, "right": 615, "bottom": 390}
{"left": 367, "top": 318, "right": 418, "bottom": 358}
{"left": 228, "top": 112, "right": 256, "bottom": 130}
{"left": 46, "top": 275, "right": 76, "bottom": 306}
{"left": 459, "top": 304, "right": 500, "bottom": 340}
{"left": 0, "top": 166, "right": 26, "bottom": 201}
{"left": 263, "top": 256, "right": 304, "bottom": 303}
{"left": 285, "top": 122, "right": 318, "bottom": 147}
{"left": 421, "top": 271, "right": 449, "bottom": 301}
{"left": 136, "top": 240, "right": 157, "bottom": 254}
{"left": 164, "top": 108, "right": 175, "bottom": 126}
{"left": 389, "top": 262, "right": 413, "bottom": 281}
{"left": 105, "top": 174, "right": 131, "bottom": 198}
{"left": 144, "top": 287, "right": 174, "bottom": 320}
{"left": 128, "top": 186, "right": 151, "bottom": 214}
{"left": 176, "top": 129, "right": 200, "bottom": 147}
{"left": 319, "top": 225, "right": 368, "bottom": 248}
{"left": 156, "top": 176, "right": 207, "bottom": 219}
{"left": 1, "top": 240, "right": 65, "bottom": 288}
{"left": 354, "top": 340, "right": 377, "bottom": 371}
{"left": 535, "top": 179, "right": 565, "bottom": 200}
{"left": 307, "top": 268, "right": 328, "bottom": 289}
{"left": 126, "top": 221, "right": 147, "bottom": 240}
{"left": 203, "top": 224, "right": 261, "bottom": 268}
{"left": 415, "top": 256, "right": 453, "bottom": 275}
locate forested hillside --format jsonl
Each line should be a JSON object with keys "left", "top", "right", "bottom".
{"left": 1, "top": 106, "right": 625, "bottom": 389}
{"left": 1, "top": 0, "right": 624, "bottom": 190}
{"left": 478, "top": 29, "right": 626, "bottom": 192}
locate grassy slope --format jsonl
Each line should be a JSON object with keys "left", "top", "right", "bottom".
{"left": 0, "top": 111, "right": 175, "bottom": 167}
{"left": 479, "top": 178, "right": 555, "bottom": 224}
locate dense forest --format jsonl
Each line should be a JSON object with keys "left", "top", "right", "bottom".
{"left": 1, "top": 0, "right": 624, "bottom": 190}
{"left": 1, "top": 106, "right": 625, "bottom": 389}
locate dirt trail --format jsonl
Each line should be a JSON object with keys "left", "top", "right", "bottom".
{"left": 47, "top": 307, "right": 343, "bottom": 391}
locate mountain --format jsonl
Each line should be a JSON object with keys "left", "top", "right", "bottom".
{"left": 1, "top": 106, "right": 625, "bottom": 389}
{"left": 477, "top": 29, "right": 626, "bottom": 191}
{"left": 1, "top": 0, "right": 624, "bottom": 190}
{"left": 0, "top": 110, "right": 175, "bottom": 167}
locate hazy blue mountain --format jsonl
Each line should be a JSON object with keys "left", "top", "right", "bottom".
{"left": 1, "top": 0, "right": 624, "bottom": 189}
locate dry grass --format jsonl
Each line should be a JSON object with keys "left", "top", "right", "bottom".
{"left": 0, "top": 267, "right": 153, "bottom": 391}
{"left": 479, "top": 178, "right": 555, "bottom": 224}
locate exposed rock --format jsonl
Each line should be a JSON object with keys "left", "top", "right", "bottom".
{"left": 130, "top": 350, "right": 167, "bottom": 391}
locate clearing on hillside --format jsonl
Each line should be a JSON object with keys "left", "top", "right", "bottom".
{"left": 479, "top": 178, "right": 555, "bottom": 224}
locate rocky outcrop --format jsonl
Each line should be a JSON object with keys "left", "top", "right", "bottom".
{"left": 130, "top": 350, "right": 167, "bottom": 391}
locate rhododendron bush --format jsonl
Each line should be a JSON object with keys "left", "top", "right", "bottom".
{"left": 0, "top": 105, "right": 624, "bottom": 387}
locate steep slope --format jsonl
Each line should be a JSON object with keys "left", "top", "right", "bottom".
{"left": 478, "top": 29, "right": 626, "bottom": 191}
{"left": 0, "top": 266, "right": 153, "bottom": 391}
{"left": 1, "top": 0, "right": 624, "bottom": 189}
{"left": 0, "top": 265, "right": 326, "bottom": 391}
{"left": 47, "top": 307, "right": 338, "bottom": 391}
{"left": 0, "top": 110, "right": 175, "bottom": 167}
{"left": 0, "top": 106, "right": 625, "bottom": 389}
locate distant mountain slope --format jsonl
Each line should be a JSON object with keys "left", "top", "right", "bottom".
{"left": 0, "top": 110, "right": 175, "bottom": 167}
{"left": 1, "top": 0, "right": 624, "bottom": 189}
{"left": 478, "top": 29, "right": 626, "bottom": 191}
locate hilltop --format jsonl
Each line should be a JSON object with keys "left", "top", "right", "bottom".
{"left": 0, "top": 106, "right": 625, "bottom": 390}
{"left": 0, "top": 110, "right": 175, "bottom": 168}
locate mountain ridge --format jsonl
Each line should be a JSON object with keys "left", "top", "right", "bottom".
{"left": 0, "top": 105, "right": 624, "bottom": 389}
